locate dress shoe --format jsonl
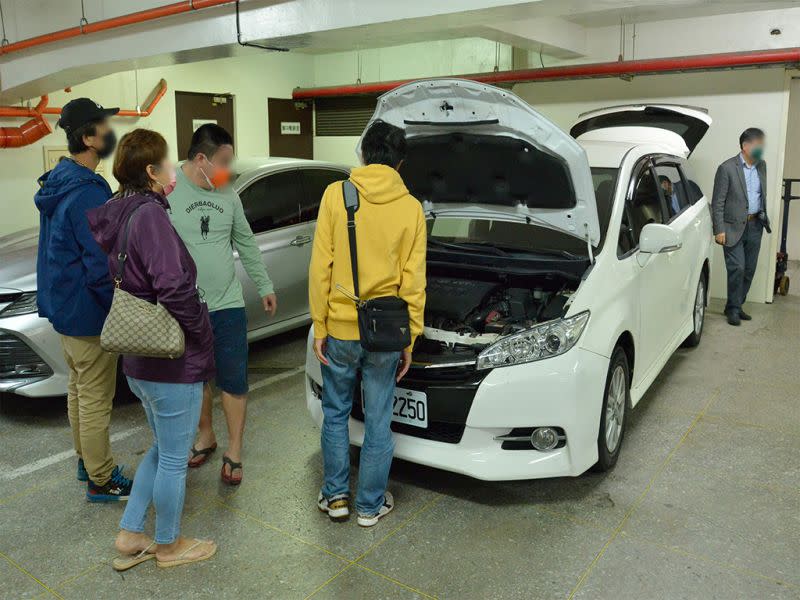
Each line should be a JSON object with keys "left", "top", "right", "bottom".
{"left": 739, "top": 310, "right": 752, "bottom": 321}
{"left": 726, "top": 311, "right": 741, "bottom": 326}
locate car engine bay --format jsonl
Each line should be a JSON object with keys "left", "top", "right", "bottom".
{"left": 414, "top": 273, "right": 580, "bottom": 367}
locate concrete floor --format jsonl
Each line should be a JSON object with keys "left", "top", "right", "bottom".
{"left": 1, "top": 295, "right": 798, "bottom": 600}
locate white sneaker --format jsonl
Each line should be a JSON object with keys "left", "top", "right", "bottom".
{"left": 357, "top": 492, "right": 394, "bottom": 528}
{"left": 318, "top": 492, "right": 350, "bottom": 522}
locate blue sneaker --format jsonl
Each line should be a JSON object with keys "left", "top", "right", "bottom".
{"left": 76, "top": 458, "right": 88, "bottom": 482}
{"left": 86, "top": 465, "right": 132, "bottom": 503}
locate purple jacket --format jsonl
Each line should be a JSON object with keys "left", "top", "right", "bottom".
{"left": 87, "top": 191, "right": 215, "bottom": 384}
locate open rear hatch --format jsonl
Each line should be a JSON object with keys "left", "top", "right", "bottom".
{"left": 570, "top": 104, "right": 711, "bottom": 157}
{"left": 357, "top": 79, "right": 599, "bottom": 246}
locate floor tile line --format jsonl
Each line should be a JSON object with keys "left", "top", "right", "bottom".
{"left": 618, "top": 532, "right": 799, "bottom": 590}
{"left": 536, "top": 499, "right": 799, "bottom": 591}
{"left": 301, "top": 494, "right": 445, "bottom": 600}
{"left": 353, "top": 562, "right": 439, "bottom": 599}
{"left": 566, "top": 388, "right": 720, "bottom": 600}
{"left": 0, "top": 472, "right": 73, "bottom": 507}
{"left": 353, "top": 494, "right": 445, "bottom": 563}
{"left": 302, "top": 563, "right": 355, "bottom": 600}
{"left": 0, "top": 549, "right": 65, "bottom": 599}
{"left": 214, "top": 498, "right": 353, "bottom": 563}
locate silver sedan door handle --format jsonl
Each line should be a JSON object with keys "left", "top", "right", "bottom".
{"left": 290, "top": 235, "right": 312, "bottom": 247}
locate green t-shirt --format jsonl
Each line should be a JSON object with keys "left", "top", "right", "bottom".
{"left": 168, "top": 165, "right": 273, "bottom": 312}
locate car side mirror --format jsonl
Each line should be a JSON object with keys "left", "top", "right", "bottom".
{"left": 639, "top": 223, "right": 682, "bottom": 254}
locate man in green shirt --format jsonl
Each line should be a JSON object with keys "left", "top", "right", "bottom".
{"left": 169, "top": 124, "right": 277, "bottom": 485}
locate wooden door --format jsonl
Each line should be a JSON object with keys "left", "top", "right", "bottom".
{"left": 175, "top": 91, "right": 235, "bottom": 160}
{"left": 267, "top": 98, "right": 312, "bottom": 159}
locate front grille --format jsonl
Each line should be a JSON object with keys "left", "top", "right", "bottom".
{"left": 0, "top": 292, "right": 22, "bottom": 304}
{"left": 0, "top": 334, "right": 52, "bottom": 379}
{"left": 348, "top": 368, "right": 487, "bottom": 445}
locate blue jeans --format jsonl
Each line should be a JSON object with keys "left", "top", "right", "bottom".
{"left": 120, "top": 377, "right": 202, "bottom": 545}
{"left": 320, "top": 337, "right": 400, "bottom": 515}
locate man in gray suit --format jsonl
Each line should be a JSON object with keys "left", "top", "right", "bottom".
{"left": 711, "top": 128, "right": 771, "bottom": 326}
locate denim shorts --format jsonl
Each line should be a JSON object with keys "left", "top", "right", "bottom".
{"left": 209, "top": 307, "right": 249, "bottom": 395}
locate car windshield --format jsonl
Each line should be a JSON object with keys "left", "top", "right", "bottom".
{"left": 427, "top": 167, "right": 619, "bottom": 256}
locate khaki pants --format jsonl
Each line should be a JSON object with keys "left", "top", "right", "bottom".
{"left": 60, "top": 335, "right": 118, "bottom": 486}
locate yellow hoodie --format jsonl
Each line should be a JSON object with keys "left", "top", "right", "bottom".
{"left": 309, "top": 164, "right": 427, "bottom": 349}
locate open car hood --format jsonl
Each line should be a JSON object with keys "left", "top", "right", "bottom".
{"left": 357, "top": 79, "right": 599, "bottom": 246}
{"left": 570, "top": 104, "right": 711, "bottom": 157}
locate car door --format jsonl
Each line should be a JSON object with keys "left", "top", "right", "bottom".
{"left": 237, "top": 169, "right": 311, "bottom": 333}
{"left": 653, "top": 159, "right": 702, "bottom": 330}
{"left": 625, "top": 158, "right": 685, "bottom": 376}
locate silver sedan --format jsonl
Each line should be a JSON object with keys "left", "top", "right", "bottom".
{"left": 0, "top": 157, "right": 350, "bottom": 398}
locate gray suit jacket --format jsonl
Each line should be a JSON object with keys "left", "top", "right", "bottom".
{"left": 711, "top": 154, "right": 768, "bottom": 246}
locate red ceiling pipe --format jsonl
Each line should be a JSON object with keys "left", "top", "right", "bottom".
{"left": 0, "top": 0, "right": 235, "bottom": 56}
{"left": 0, "top": 79, "right": 168, "bottom": 118}
{"left": 293, "top": 47, "right": 800, "bottom": 99}
{"left": 0, "top": 96, "right": 52, "bottom": 148}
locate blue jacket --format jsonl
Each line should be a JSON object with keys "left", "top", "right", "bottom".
{"left": 34, "top": 159, "right": 114, "bottom": 336}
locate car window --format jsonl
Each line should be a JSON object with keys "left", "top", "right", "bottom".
{"left": 239, "top": 170, "right": 304, "bottom": 234}
{"left": 654, "top": 164, "right": 688, "bottom": 220}
{"left": 621, "top": 164, "right": 666, "bottom": 254}
{"left": 678, "top": 162, "right": 704, "bottom": 204}
{"left": 303, "top": 169, "right": 348, "bottom": 222}
{"left": 591, "top": 167, "right": 618, "bottom": 251}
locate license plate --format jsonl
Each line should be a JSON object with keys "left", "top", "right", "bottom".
{"left": 361, "top": 386, "right": 428, "bottom": 428}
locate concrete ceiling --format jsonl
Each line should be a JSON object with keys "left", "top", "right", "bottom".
{"left": 1, "top": 0, "right": 799, "bottom": 101}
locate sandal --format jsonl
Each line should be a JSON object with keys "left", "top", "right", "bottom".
{"left": 156, "top": 539, "right": 217, "bottom": 568}
{"left": 112, "top": 542, "right": 156, "bottom": 572}
{"left": 220, "top": 455, "right": 243, "bottom": 486}
{"left": 188, "top": 443, "right": 217, "bottom": 468}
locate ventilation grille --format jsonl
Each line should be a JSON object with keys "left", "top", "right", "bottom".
{"left": 315, "top": 96, "right": 377, "bottom": 137}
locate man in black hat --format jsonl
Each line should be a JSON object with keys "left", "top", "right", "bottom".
{"left": 34, "top": 98, "right": 133, "bottom": 502}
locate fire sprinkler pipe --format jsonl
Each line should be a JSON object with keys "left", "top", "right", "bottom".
{"left": 0, "top": 1, "right": 237, "bottom": 56}
{"left": 0, "top": 96, "right": 52, "bottom": 148}
{"left": 0, "top": 79, "right": 168, "bottom": 119}
{"left": 0, "top": 79, "right": 168, "bottom": 148}
{"left": 292, "top": 47, "right": 800, "bottom": 99}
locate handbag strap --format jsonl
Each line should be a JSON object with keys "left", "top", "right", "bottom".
{"left": 114, "top": 204, "right": 146, "bottom": 287}
{"left": 342, "top": 180, "right": 360, "bottom": 299}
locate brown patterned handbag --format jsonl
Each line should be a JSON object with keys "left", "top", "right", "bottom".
{"left": 100, "top": 204, "right": 185, "bottom": 359}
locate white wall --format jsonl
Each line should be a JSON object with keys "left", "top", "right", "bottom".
{"left": 513, "top": 69, "right": 789, "bottom": 303}
{"left": 0, "top": 51, "right": 314, "bottom": 236}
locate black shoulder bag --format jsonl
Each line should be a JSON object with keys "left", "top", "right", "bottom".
{"left": 336, "top": 180, "right": 411, "bottom": 352}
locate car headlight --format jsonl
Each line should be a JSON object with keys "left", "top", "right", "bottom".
{"left": 476, "top": 311, "right": 590, "bottom": 370}
{"left": 0, "top": 292, "right": 38, "bottom": 317}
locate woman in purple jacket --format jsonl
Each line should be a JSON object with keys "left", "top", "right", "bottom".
{"left": 88, "top": 129, "right": 217, "bottom": 570}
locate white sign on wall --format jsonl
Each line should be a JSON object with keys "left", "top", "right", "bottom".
{"left": 192, "top": 118, "right": 217, "bottom": 132}
{"left": 43, "top": 146, "right": 108, "bottom": 180}
{"left": 281, "top": 121, "right": 301, "bottom": 135}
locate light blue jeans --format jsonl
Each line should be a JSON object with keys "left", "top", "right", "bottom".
{"left": 120, "top": 377, "right": 202, "bottom": 545}
{"left": 320, "top": 337, "right": 400, "bottom": 515}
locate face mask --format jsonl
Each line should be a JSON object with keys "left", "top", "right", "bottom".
{"left": 93, "top": 130, "right": 117, "bottom": 160}
{"left": 199, "top": 156, "right": 231, "bottom": 190}
{"left": 161, "top": 165, "right": 177, "bottom": 196}
{"left": 750, "top": 146, "right": 764, "bottom": 162}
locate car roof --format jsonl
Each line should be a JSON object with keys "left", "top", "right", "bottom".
{"left": 234, "top": 156, "right": 350, "bottom": 176}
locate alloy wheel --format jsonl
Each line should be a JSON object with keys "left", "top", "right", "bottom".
{"left": 694, "top": 279, "right": 705, "bottom": 336}
{"left": 605, "top": 365, "right": 626, "bottom": 453}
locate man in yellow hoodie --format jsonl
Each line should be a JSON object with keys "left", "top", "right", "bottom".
{"left": 309, "top": 121, "right": 426, "bottom": 527}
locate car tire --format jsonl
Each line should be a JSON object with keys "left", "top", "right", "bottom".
{"left": 592, "top": 346, "right": 629, "bottom": 473}
{"left": 682, "top": 274, "right": 706, "bottom": 348}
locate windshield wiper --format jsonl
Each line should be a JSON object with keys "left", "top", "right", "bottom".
{"left": 427, "top": 238, "right": 508, "bottom": 256}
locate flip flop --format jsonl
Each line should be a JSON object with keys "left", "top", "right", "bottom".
{"left": 188, "top": 443, "right": 217, "bottom": 468}
{"left": 156, "top": 539, "right": 217, "bottom": 568}
{"left": 112, "top": 542, "right": 156, "bottom": 572}
{"left": 220, "top": 455, "right": 243, "bottom": 486}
